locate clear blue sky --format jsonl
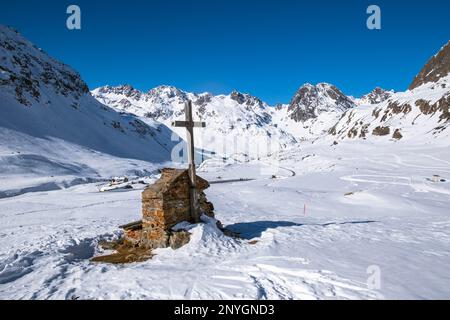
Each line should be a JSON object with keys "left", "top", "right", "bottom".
{"left": 1, "top": 0, "right": 449, "bottom": 104}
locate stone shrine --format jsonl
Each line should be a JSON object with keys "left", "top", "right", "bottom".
{"left": 92, "top": 168, "right": 216, "bottom": 264}
{"left": 123, "top": 168, "right": 214, "bottom": 249}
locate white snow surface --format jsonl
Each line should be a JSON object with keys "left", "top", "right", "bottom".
{"left": 1, "top": 139, "right": 450, "bottom": 300}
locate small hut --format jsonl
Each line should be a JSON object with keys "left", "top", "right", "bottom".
{"left": 122, "top": 168, "right": 214, "bottom": 249}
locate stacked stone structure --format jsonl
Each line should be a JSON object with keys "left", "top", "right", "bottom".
{"left": 123, "top": 168, "right": 214, "bottom": 249}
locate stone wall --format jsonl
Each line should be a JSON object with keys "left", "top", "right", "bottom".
{"left": 124, "top": 168, "right": 214, "bottom": 250}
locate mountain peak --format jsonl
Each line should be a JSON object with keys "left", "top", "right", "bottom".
{"left": 149, "top": 85, "right": 181, "bottom": 92}
{"left": 287, "top": 83, "right": 354, "bottom": 122}
{"left": 1, "top": 24, "right": 89, "bottom": 107}
{"left": 0, "top": 24, "right": 19, "bottom": 35}
{"left": 229, "top": 91, "right": 266, "bottom": 110}
{"left": 409, "top": 40, "right": 450, "bottom": 90}
{"left": 316, "top": 82, "right": 334, "bottom": 88}
{"left": 0, "top": 25, "right": 175, "bottom": 165}
{"left": 96, "top": 84, "right": 143, "bottom": 100}
{"left": 359, "top": 87, "right": 393, "bottom": 105}
{"left": 147, "top": 85, "right": 188, "bottom": 101}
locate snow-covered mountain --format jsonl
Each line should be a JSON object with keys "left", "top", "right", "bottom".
{"left": 329, "top": 41, "right": 450, "bottom": 143}
{"left": 0, "top": 25, "right": 176, "bottom": 196}
{"left": 356, "top": 87, "right": 394, "bottom": 106}
{"left": 285, "top": 83, "right": 355, "bottom": 122}
{"left": 92, "top": 85, "right": 299, "bottom": 157}
{"left": 2, "top": 23, "right": 448, "bottom": 197}
{"left": 270, "top": 83, "right": 356, "bottom": 141}
{"left": 409, "top": 40, "right": 450, "bottom": 90}
{"left": 93, "top": 82, "right": 361, "bottom": 151}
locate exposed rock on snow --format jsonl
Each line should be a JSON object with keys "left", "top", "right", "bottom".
{"left": 0, "top": 26, "right": 88, "bottom": 107}
{"left": 0, "top": 24, "right": 176, "bottom": 161}
{"left": 92, "top": 81, "right": 359, "bottom": 153}
{"left": 358, "top": 87, "right": 394, "bottom": 105}
{"left": 329, "top": 75, "right": 450, "bottom": 141}
{"left": 410, "top": 40, "right": 450, "bottom": 90}
{"left": 287, "top": 83, "right": 355, "bottom": 122}
{"left": 92, "top": 85, "right": 298, "bottom": 157}
{"left": 328, "top": 41, "right": 450, "bottom": 142}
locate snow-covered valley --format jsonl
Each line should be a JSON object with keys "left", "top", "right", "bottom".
{"left": 1, "top": 140, "right": 449, "bottom": 299}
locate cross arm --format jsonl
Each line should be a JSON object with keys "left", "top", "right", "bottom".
{"left": 172, "top": 121, "right": 206, "bottom": 128}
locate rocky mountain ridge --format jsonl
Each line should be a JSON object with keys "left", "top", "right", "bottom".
{"left": 0, "top": 24, "right": 177, "bottom": 167}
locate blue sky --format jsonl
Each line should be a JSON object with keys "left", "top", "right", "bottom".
{"left": 1, "top": 0, "right": 449, "bottom": 104}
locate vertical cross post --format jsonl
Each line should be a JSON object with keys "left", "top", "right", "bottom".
{"left": 172, "top": 101, "right": 206, "bottom": 223}
{"left": 185, "top": 101, "right": 200, "bottom": 223}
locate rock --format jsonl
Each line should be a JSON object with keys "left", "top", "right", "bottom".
{"left": 372, "top": 126, "right": 390, "bottom": 136}
{"left": 410, "top": 41, "right": 450, "bottom": 90}
{"left": 91, "top": 245, "right": 153, "bottom": 264}
{"left": 168, "top": 230, "right": 191, "bottom": 250}
{"left": 288, "top": 83, "right": 355, "bottom": 122}
{"left": 359, "top": 87, "right": 393, "bottom": 105}
{"left": 393, "top": 129, "right": 403, "bottom": 140}
{"left": 432, "top": 175, "right": 441, "bottom": 183}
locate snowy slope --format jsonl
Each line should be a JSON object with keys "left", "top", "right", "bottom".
{"left": 269, "top": 83, "right": 355, "bottom": 141}
{"left": 329, "top": 75, "right": 450, "bottom": 142}
{"left": 271, "top": 107, "right": 344, "bottom": 142}
{"left": 0, "top": 25, "right": 177, "bottom": 196}
{"left": 92, "top": 86, "right": 299, "bottom": 158}
{"left": 285, "top": 83, "right": 355, "bottom": 121}
{"left": 1, "top": 139, "right": 450, "bottom": 299}
{"left": 410, "top": 40, "right": 450, "bottom": 90}
{"left": 329, "top": 41, "right": 450, "bottom": 143}
{"left": 355, "top": 87, "right": 394, "bottom": 106}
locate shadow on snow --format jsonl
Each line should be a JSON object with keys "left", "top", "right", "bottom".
{"left": 226, "top": 220, "right": 378, "bottom": 239}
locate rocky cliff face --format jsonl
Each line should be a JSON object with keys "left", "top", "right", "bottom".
{"left": 287, "top": 83, "right": 355, "bottom": 122}
{"left": 410, "top": 41, "right": 450, "bottom": 90}
{"left": 358, "top": 87, "right": 394, "bottom": 105}
{"left": 0, "top": 26, "right": 88, "bottom": 108}
{"left": 0, "top": 25, "right": 176, "bottom": 165}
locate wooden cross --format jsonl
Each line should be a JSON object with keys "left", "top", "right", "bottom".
{"left": 172, "top": 100, "right": 206, "bottom": 223}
